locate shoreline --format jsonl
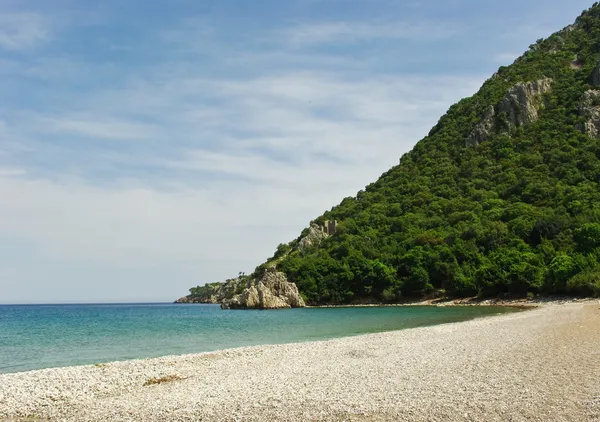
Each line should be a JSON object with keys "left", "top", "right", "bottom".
{"left": 307, "top": 296, "right": 594, "bottom": 308}
{"left": 0, "top": 305, "right": 522, "bottom": 376}
{"left": 178, "top": 295, "right": 595, "bottom": 309}
{"left": 1, "top": 301, "right": 598, "bottom": 421}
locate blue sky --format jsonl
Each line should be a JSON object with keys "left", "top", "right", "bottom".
{"left": 0, "top": 0, "right": 594, "bottom": 303}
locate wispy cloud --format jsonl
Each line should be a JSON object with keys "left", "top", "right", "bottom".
{"left": 26, "top": 70, "right": 481, "bottom": 185}
{"left": 40, "top": 116, "right": 158, "bottom": 141}
{"left": 0, "top": 167, "right": 25, "bottom": 177}
{"left": 159, "top": 17, "right": 214, "bottom": 44}
{"left": 0, "top": 63, "right": 484, "bottom": 301}
{"left": 284, "top": 21, "right": 456, "bottom": 45}
{"left": 0, "top": 12, "right": 50, "bottom": 51}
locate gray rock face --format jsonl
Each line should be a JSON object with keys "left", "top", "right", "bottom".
{"left": 498, "top": 78, "right": 553, "bottom": 130}
{"left": 298, "top": 224, "right": 329, "bottom": 251}
{"left": 561, "top": 24, "right": 577, "bottom": 35}
{"left": 466, "top": 78, "right": 553, "bottom": 146}
{"left": 466, "top": 105, "right": 496, "bottom": 147}
{"left": 221, "top": 269, "right": 306, "bottom": 310}
{"left": 577, "top": 90, "right": 600, "bottom": 138}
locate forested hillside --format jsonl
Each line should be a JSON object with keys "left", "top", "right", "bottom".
{"left": 186, "top": 4, "right": 600, "bottom": 305}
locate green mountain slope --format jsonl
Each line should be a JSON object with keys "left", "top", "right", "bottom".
{"left": 186, "top": 4, "right": 600, "bottom": 305}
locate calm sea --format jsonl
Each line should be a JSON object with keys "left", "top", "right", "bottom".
{"left": 0, "top": 303, "right": 519, "bottom": 374}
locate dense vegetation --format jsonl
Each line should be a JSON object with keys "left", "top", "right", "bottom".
{"left": 188, "top": 4, "right": 600, "bottom": 304}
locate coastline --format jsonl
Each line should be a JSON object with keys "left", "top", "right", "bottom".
{"left": 1, "top": 301, "right": 599, "bottom": 421}
{"left": 177, "top": 295, "right": 593, "bottom": 309}
{"left": 307, "top": 296, "right": 593, "bottom": 308}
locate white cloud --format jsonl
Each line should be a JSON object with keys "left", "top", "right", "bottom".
{"left": 284, "top": 21, "right": 456, "bottom": 45}
{"left": 0, "top": 168, "right": 25, "bottom": 177}
{"left": 0, "top": 12, "right": 49, "bottom": 50}
{"left": 40, "top": 116, "right": 158, "bottom": 140}
{"left": 70, "top": 71, "right": 483, "bottom": 167}
{"left": 0, "top": 170, "right": 330, "bottom": 302}
{"left": 0, "top": 67, "right": 486, "bottom": 303}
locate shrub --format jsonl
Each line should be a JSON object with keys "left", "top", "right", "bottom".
{"left": 566, "top": 270, "right": 600, "bottom": 297}
{"left": 574, "top": 223, "right": 600, "bottom": 250}
{"left": 548, "top": 255, "right": 577, "bottom": 291}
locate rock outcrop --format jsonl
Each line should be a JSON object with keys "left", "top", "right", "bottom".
{"left": 498, "top": 78, "right": 553, "bottom": 129}
{"left": 174, "top": 296, "right": 193, "bottom": 303}
{"left": 298, "top": 224, "right": 329, "bottom": 251}
{"left": 466, "top": 78, "right": 553, "bottom": 146}
{"left": 221, "top": 268, "right": 305, "bottom": 310}
{"left": 577, "top": 90, "right": 600, "bottom": 138}
{"left": 466, "top": 105, "right": 495, "bottom": 147}
{"left": 176, "top": 221, "right": 322, "bottom": 309}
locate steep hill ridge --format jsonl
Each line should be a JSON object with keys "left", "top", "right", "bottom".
{"left": 179, "top": 3, "right": 600, "bottom": 307}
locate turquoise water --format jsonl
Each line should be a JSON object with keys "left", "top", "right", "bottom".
{"left": 0, "top": 303, "right": 519, "bottom": 374}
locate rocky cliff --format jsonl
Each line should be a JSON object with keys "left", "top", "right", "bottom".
{"left": 466, "top": 78, "right": 553, "bottom": 146}
{"left": 498, "top": 78, "right": 553, "bottom": 129}
{"left": 297, "top": 224, "right": 328, "bottom": 251}
{"left": 177, "top": 221, "right": 330, "bottom": 308}
{"left": 178, "top": 270, "right": 305, "bottom": 309}
{"left": 221, "top": 268, "right": 305, "bottom": 309}
{"left": 577, "top": 89, "right": 600, "bottom": 138}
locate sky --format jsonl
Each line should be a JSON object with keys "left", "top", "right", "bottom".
{"left": 0, "top": 0, "right": 595, "bottom": 303}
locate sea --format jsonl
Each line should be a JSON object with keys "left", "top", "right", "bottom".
{"left": 0, "top": 303, "right": 520, "bottom": 374}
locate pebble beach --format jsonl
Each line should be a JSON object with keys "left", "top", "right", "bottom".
{"left": 1, "top": 302, "right": 598, "bottom": 421}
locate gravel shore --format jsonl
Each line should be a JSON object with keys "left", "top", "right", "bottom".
{"left": 1, "top": 302, "right": 599, "bottom": 421}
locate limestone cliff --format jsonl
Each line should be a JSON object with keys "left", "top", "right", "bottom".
{"left": 221, "top": 268, "right": 305, "bottom": 309}
{"left": 467, "top": 105, "right": 495, "bottom": 147}
{"left": 176, "top": 221, "right": 333, "bottom": 309}
{"left": 466, "top": 78, "right": 553, "bottom": 146}
{"left": 499, "top": 78, "right": 553, "bottom": 128}
{"left": 577, "top": 89, "right": 600, "bottom": 138}
{"left": 298, "top": 224, "right": 329, "bottom": 251}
